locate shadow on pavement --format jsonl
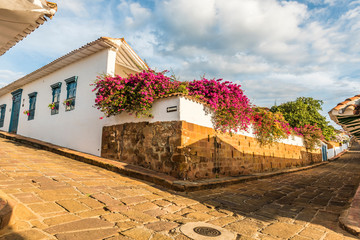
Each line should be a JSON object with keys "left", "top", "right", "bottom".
{"left": 1, "top": 136, "right": 359, "bottom": 239}
{"left": 174, "top": 142, "right": 360, "bottom": 239}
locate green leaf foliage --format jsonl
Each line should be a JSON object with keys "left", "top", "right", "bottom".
{"left": 270, "top": 97, "right": 335, "bottom": 141}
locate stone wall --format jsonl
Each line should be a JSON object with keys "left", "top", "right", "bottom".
{"left": 101, "top": 121, "right": 322, "bottom": 180}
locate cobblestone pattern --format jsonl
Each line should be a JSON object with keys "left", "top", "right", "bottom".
{"left": 0, "top": 137, "right": 359, "bottom": 239}
{"left": 102, "top": 121, "right": 322, "bottom": 180}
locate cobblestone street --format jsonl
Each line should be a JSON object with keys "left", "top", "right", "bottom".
{"left": 0, "top": 137, "right": 359, "bottom": 240}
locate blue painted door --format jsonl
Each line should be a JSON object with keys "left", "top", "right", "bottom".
{"left": 9, "top": 89, "right": 22, "bottom": 133}
{"left": 321, "top": 145, "right": 328, "bottom": 161}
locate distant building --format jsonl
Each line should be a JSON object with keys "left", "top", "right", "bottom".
{"left": 329, "top": 95, "right": 360, "bottom": 140}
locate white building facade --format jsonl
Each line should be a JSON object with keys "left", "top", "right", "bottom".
{"left": 0, "top": 37, "right": 147, "bottom": 156}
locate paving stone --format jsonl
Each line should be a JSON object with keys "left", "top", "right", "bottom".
{"left": 145, "top": 221, "right": 179, "bottom": 232}
{"left": 151, "top": 233, "right": 174, "bottom": 240}
{"left": 56, "top": 199, "right": 90, "bottom": 213}
{"left": 12, "top": 192, "right": 43, "bottom": 203}
{"left": 298, "top": 227, "right": 326, "bottom": 239}
{"left": 11, "top": 204, "right": 38, "bottom": 221}
{"left": 153, "top": 200, "right": 173, "bottom": 207}
{"left": 102, "top": 213, "right": 128, "bottom": 222}
{"left": 262, "top": 222, "right": 303, "bottom": 239}
{"left": 1, "top": 137, "right": 360, "bottom": 240}
{"left": 116, "top": 221, "right": 142, "bottom": 231}
{"left": 121, "top": 227, "right": 153, "bottom": 240}
{"left": 28, "top": 202, "right": 65, "bottom": 214}
{"left": 55, "top": 228, "right": 118, "bottom": 240}
{"left": 44, "top": 218, "right": 113, "bottom": 234}
{"left": 75, "top": 208, "right": 109, "bottom": 217}
{"left": 105, "top": 234, "right": 133, "bottom": 240}
{"left": 0, "top": 229, "right": 50, "bottom": 240}
{"left": 225, "top": 219, "right": 265, "bottom": 237}
{"left": 43, "top": 214, "right": 81, "bottom": 226}
{"left": 91, "top": 193, "right": 122, "bottom": 206}
{"left": 174, "top": 234, "right": 192, "bottom": 240}
{"left": 9, "top": 221, "right": 31, "bottom": 231}
{"left": 29, "top": 220, "right": 48, "bottom": 229}
{"left": 184, "top": 212, "right": 214, "bottom": 221}
{"left": 121, "top": 210, "right": 158, "bottom": 223}
{"left": 77, "top": 197, "right": 104, "bottom": 209}
{"left": 120, "top": 196, "right": 148, "bottom": 205}
{"left": 144, "top": 208, "right": 168, "bottom": 217}
{"left": 131, "top": 202, "right": 159, "bottom": 211}
{"left": 207, "top": 216, "right": 238, "bottom": 227}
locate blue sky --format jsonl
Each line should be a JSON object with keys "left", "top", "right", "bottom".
{"left": 1, "top": 0, "right": 360, "bottom": 127}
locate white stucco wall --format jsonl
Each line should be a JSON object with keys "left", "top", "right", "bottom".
{"left": 0, "top": 49, "right": 116, "bottom": 156}
{"left": 0, "top": 94, "right": 13, "bottom": 132}
{"left": 103, "top": 96, "right": 181, "bottom": 126}
{"left": 178, "top": 97, "right": 304, "bottom": 147}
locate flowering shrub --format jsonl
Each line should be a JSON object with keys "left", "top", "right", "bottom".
{"left": 93, "top": 69, "right": 252, "bottom": 132}
{"left": 63, "top": 99, "right": 73, "bottom": 106}
{"left": 187, "top": 78, "right": 252, "bottom": 132}
{"left": 294, "top": 124, "right": 324, "bottom": 150}
{"left": 23, "top": 110, "right": 30, "bottom": 116}
{"left": 252, "top": 107, "right": 292, "bottom": 145}
{"left": 93, "top": 70, "right": 187, "bottom": 118}
{"left": 48, "top": 102, "right": 56, "bottom": 110}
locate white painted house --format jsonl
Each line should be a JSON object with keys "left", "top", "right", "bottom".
{"left": 0, "top": 36, "right": 343, "bottom": 163}
{"left": 0, "top": 37, "right": 148, "bottom": 156}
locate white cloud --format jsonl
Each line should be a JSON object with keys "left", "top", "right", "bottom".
{"left": 1, "top": 0, "right": 360, "bottom": 130}
{"left": 0, "top": 70, "right": 24, "bottom": 87}
{"left": 118, "top": 1, "right": 152, "bottom": 29}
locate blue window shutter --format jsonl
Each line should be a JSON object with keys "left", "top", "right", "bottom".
{"left": 64, "top": 76, "right": 78, "bottom": 111}
{"left": 28, "top": 92, "right": 37, "bottom": 120}
{"left": 0, "top": 104, "right": 6, "bottom": 127}
{"left": 50, "top": 82, "right": 62, "bottom": 115}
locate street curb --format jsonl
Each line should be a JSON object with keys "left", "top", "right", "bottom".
{"left": 328, "top": 149, "right": 349, "bottom": 161}
{"left": 0, "top": 131, "right": 330, "bottom": 192}
{"left": 339, "top": 210, "right": 360, "bottom": 237}
{"left": 339, "top": 184, "right": 360, "bottom": 237}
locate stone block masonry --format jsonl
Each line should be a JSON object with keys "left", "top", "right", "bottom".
{"left": 101, "top": 121, "right": 321, "bottom": 180}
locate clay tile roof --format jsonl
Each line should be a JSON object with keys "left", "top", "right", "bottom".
{"left": 333, "top": 105, "right": 344, "bottom": 111}
{"left": 346, "top": 97, "right": 360, "bottom": 101}
{"left": 330, "top": 95, "right": 360, "bottom": 113}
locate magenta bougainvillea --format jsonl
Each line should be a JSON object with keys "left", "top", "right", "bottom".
{"left": 93, "top": 69, "right": 252, "bottom": 133}
{"left": 93, "top": 69, "right": 324, "bottom": 147}
{"left": 293, "top": 124, "right": 324, "bottom": 150}
{"left": 93, "top": 70, "right": 187, "bottom": 118}
{"left": 251, "top": 107, "right": 292, "bottom": 145}
{"left": 187, "top": 78, "right": 252, "bottom": 132}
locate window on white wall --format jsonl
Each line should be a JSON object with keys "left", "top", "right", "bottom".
{"left": 0, "top": 104, "right": 6, "bottom": 127}
{"left": 28, "top": 92, "right": 37, "bottom": 120}
{"left": 50, "top": 82, "right": 62, "bottom": 115}
{"left": 64, "top": 76, "right": 78, "bottom": 111}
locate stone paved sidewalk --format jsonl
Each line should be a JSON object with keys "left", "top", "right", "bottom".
{"left": 0, "top": 138, "right": 359, "bottom": 239}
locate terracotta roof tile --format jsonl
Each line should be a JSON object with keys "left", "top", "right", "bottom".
{"left": 346, "top": 97, "right": 360, "bottom": 101}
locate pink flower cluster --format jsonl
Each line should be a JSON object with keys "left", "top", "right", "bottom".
{"left": 251, "top": 108, "right": 292, "bottom": 145}
{"left": 93, "top": 69, "right": 252, "bottom": 132}
{"left": 293, "top": 124, "right": 324, "bottom": 150}
{"left": 92, "top": 69, "right": 187, "bottom": 118}
{"left": 187, "top": 78, "right": 252, "bottom": 132}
